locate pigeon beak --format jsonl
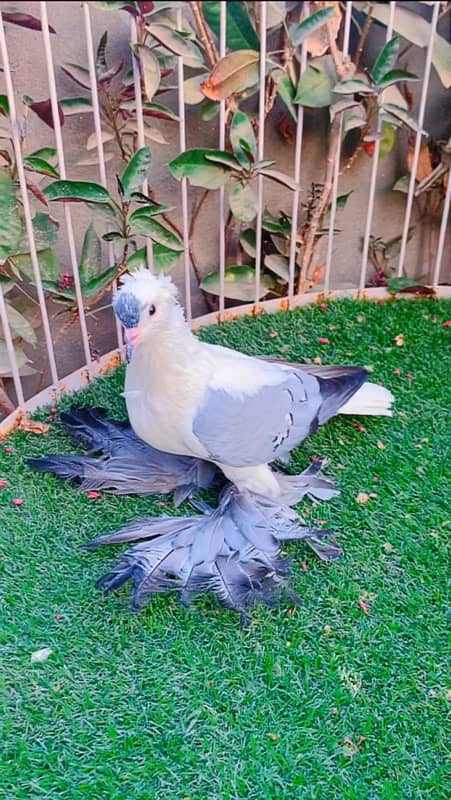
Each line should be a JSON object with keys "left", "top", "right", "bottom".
{"left": 123, "top": 326, "right": 140, "bottom": 363}
{"left": 124, "top": 326, "right": 140, "bottom": 347}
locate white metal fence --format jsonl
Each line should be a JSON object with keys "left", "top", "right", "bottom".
{"left": 0, "top": 1, "right": 449, "bottom": 433}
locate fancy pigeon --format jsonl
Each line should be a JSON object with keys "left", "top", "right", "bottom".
{"left": 30, "top": 269, "right": 394, "bottom": 617}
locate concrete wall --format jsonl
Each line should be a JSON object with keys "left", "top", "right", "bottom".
{"left": 0, "top": 1, "right": 449, "bottom": 399}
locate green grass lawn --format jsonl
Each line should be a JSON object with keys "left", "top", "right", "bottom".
{"left": 1, "top": 298, "right": 450, "bottom": 800}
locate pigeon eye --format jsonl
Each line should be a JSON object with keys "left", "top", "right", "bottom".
{"left": 148, "top": 304, "right": 156, "bottom": 316}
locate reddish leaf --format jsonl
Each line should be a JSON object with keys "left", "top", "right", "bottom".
{"left": 358, "top": 597, "right": 369, "bottom": 614}
{"left": 317, "top": 336, "right": 330, "bottom": 344}
{"left": 406, "top": 373, "right": 414, "bottom": 380}
{"left": 27, "top": 98, "right": 64, "bottom": 129}
{"left": 26, "top": 179, "right": 48, "bottom": 207}
{"left": 351, "top": 421, "right": 366, "bottom": 432}
{"left": 86, "top": 490, "right": 101, "bottom": 499}
{"left": 138, "top": 0, "right": 154, "bottom": 12}
{"left": 399, "top": 284, "right": 434, "bottom": 296}
{"left": 3, "top": 446, "right": 13, "bottom": 453}
{"left": 2, "top": 12, "right": 56, "bottom": 34}
{"left": 11, "top": 497, "right": 24, "bottom": 506}
{"left": 319, "top": 302, "right": 328, "bottom": 311}
{"left": 54, "top": 613, "right": 63, "bottom": 621}
{"left": 442, "top": 320, "right": 451, "bottom": 327}
{"left": 0, "top": 478, "right": 8, "bottom": 487}
{"left": 300, "top": 560, "right": 308, "bottom": 572}
{"left": 278, "top": 113, "right": 295, "bottom": 144}
{"left": 392, "top": 368, "right": 401, "bottom": 375}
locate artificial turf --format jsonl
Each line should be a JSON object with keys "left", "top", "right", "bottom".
{"left": 1, "top": 298, "right": 450, "bottom": 800}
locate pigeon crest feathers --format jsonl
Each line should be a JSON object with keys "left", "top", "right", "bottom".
{"left": 114, "top": 268, "right": 178, "bottom": 307}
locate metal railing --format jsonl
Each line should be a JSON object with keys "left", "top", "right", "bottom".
{"left": 0, "top": 1, "right": 449, "bottom": 434}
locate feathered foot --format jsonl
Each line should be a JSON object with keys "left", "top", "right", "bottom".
{"left": 272, "top": 459, "right": 339, "bottom": 505}
{"left": 87, "top": 483, "right": 342, "bottom": 619}
{"left": 27, "top": 406, "right": 218, "bottom": 505}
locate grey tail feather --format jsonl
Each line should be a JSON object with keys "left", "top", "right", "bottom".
{"left": 89, "top": 483, "right": 342, "bottom": 615}
{"left": 317, "top": 367, "right": 368, "bottom": 425}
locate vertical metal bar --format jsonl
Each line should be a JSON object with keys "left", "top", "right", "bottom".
{"left": 254, "top": 1, "right": 267, "bottom": 306}
{"left": 288, "top": 2, "right": 309, "bottom": 303}
{"left": 130, "top": 15, "right": 154, "bottom": 271}
{"left": 83, "top": 2, "right": 122, "bottom": 349}
{"left": 431, "top": 167, "right": 451, "bottom": 287}
{"left": 397, "top": 1, "right": 439, "bottom": 277}
{"left": 218, "top": 1, "right": 227, "bottom": 320}
{"left": 0, "top": 10, "right": 58, "bottom": 388}
{"left": 358, "top": 1, "right": 396, "bottom": 292}
{"left": 0, "top": 286, "right": 25, "bottom": 409}
{"left": 176, "top": 7, "right": 192, "bottom": 321}
{"left": 324, "top": 1, "right": 353, "bottom": 294}
{"left": 40, "top": 1, "right": 92, "bottom": 369}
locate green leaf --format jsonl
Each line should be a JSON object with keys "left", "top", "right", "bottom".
{"left": 289, "top": 7, "right": 336, "bottom": 47}
{"left": 386, "top": 275, "right": 419, "bottom": 293}
{"left": 201, "top": 265, "right": 273, "bottom": 301}
{"left": 10, "top": 248, "right": 60, "bottom": 282}
{"left": 356, "top": 2, "right": 451, "bottom": 89}
{"left": 204, "top": 151, "right": 241, "bottom": 169}
{"left": 262, "top": 209, "right": 291, "bottom": 234}
{"left": 370, "top": 36, "right": 400, "bottom": 86}
{"left": 264, "top": 254, "right": 290, "bottom": 280}
{"left": 129, "top": 216, "right": 184, "bottom": 251}
{"left": 377, "top": 69, "right": 419, "bottom": 90}
{"left": 23, "top": 155, "right": 59, "bottom": 178}
{"left": 169, "top": 148, "right": 235, "bottom": 189}
{"left": 0, "top": 95, "right": 10, "bottom": 116}
{"left": 229, "top": 178, "right": 257, "bottom": 222}
{"left": 126, "top": 244, "right": 180, "bottom": 273}
{"left": 202, "top": 1, "right": 260, "bottom": 51}
{"left": 152, "top": 242, "right": 181, "bottom": 272}
{"left": 0, "top": 169, "right": 23, "bottom": 260}
{"left": 333, "top": 78, "right": 373, "bottom": 95}
{"left": 146, "top": 23, "right": 204, "bottom": 67}
{"left": 59, "top": 97, "right": 93, "bottom": 115}
{"left": 134, "top": 44, "right": 161, "bottom": 101}
{"left": 82, "top": 266, "right": 116, "bottom": 297}
{"left": 129, "top": 198, "right": 174, "bottom": 214}
{"left": 44, "top": 180, "right": 111, "bottom": 204}
{"left": 381, "top": 103, "right": 424, "bottom": 134}
{"left": 379, "top": 120, "right": 397, "bottom": 158}
{"left": 336, "top": 191, "right": 352, "bottom": 208}
{"left": 27, "top": 147, "right": 57, "bottom": 162}
{"left": 230, "top": 110, "right": 256, "bottom": 167}
{"left": 86, "top": 201, "right": 118, "bottom": 222}
{"left": 198, "top": 99, "right": 220, "bottom": 121}
{"left": 102, "top": 231, "right": 124, "bottom": 242}
{"left": 273, "top": 70, "right": 297, "bottom": 121}
{"left": 239, "top": 228, "right": 256, "bottom": 259}
{"left": 61, "top": 63, "right": 91, "bottom": 89}
{"left": 183, "top": 73, "right": 209, "bottom": 105}
{"left": 4, "top": 301, "right": 36, "bottom": 345}
{"left": 295, "top": 61, "right": 334, "bottom": 107}
{"left": 79, "top": 223, "right": 102, "bottom": 284}
{"left": 119, "top": 146, "right": 152, "bottom": 199}
{"left": 257, "top": 168, "right": 299, "bottom": 192}
{"left": 16, "top": 212, "right": 59, "bottom": 252}
{"left": 200, "top": 50, "right": 260, "bottom": 101}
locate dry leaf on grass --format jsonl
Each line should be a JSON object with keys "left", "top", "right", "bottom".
{"left": 18, "top": 417, "right": 50, "bottom": 435}
{"left": 394, "top": 333, "right": 404, "bottom": 347}
{"left": 356, "top": 492, "right": 370, "bottom": 504}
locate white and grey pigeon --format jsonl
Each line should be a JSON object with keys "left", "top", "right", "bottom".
{"left": 30, "top": 269, "right": 394, "bottom": 618}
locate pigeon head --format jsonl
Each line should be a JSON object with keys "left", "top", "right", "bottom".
{"left": 113, "top": 269, "right": 180, "bottom": 354}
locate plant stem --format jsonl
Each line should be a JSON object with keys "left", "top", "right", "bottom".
{"left": 297, "top": 116, "right": 341, "bottom": 293}
{"left": 189, "top": 1, "right": 218, "bottom": 68}
{"left": 354, "top": 5, "right": 373, "bottom": 70}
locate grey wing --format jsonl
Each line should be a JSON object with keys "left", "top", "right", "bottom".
{"left": 192, "top": 370, "right": 323, "bottom": 467}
